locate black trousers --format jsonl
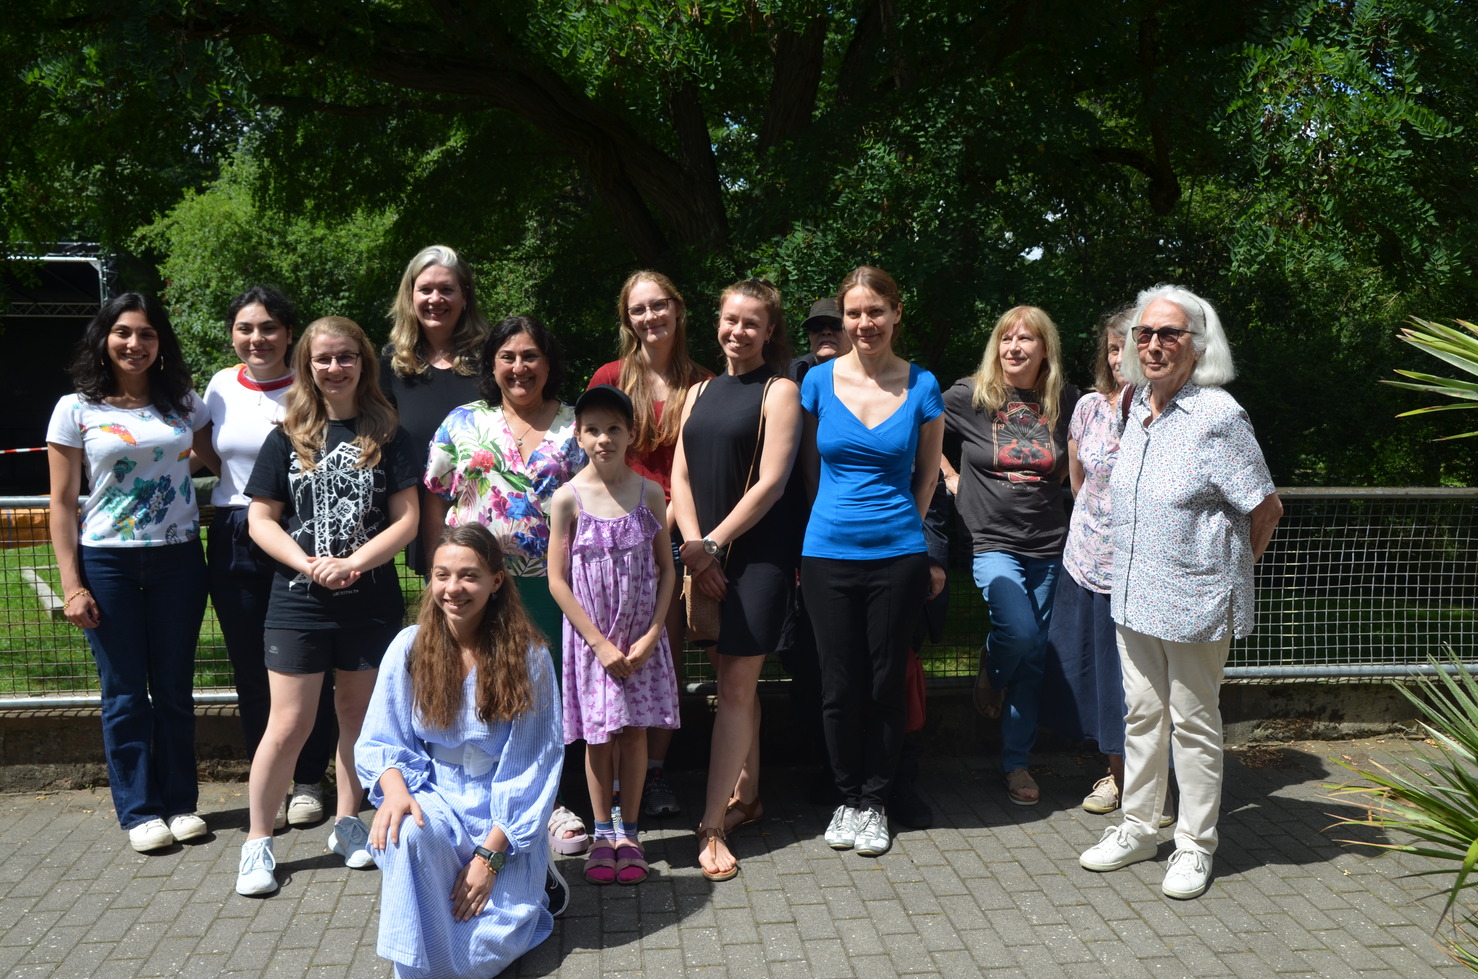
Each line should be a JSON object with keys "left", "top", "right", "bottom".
{"left": 801, "top": 552, "right": 929, "bottom": 811}
{"left": 208, "top": 506, "right": 336, "bottom": 784}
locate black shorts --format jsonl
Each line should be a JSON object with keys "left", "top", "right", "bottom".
{"left": 263, "top": 625, "right": 399, "bottom": 675}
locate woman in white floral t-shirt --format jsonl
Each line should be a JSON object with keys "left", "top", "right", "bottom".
{"left": 47, "top": 293, "right": 213, "bottom": 854}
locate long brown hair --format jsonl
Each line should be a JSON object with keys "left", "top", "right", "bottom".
{"left": 281, "top": 317, "right": 400, "bottom": 471}
{"left": 615, "top": 270, "right": 708, "bottom": 454}
{"left": 385, "top": 244, "right": 488, "bottom": 378}
{"left": 969, "top": 305, "right": 1066, "bottom": 430}
{"left": 410, "top": 525, "right": 543, "bottom": 728}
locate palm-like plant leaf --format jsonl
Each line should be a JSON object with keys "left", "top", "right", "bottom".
{"left": 1382, "top": 318, "right": 1478, "bottom": 437}
{"left": 1329, "top": 649, "right": 1478, "bottom": 963}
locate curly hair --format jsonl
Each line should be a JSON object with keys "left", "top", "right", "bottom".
{"left": 280, "top": 317, "right": 399, "bottom": 471}
{"left": 476, "top": 316, "right": 565, "bottom": 406}
{"left": 410, "top": 524, "right": 543, "bottom": 728}
{"left": 614, "top": 270, "right": 709, "bottom": 454}
{"left": 969, "top": 305, "right": 1066, "bottom": 431}
{"left": 226, "top": 285, "right": 299, "bottom": 335}
{"left": 385, "top": 244, "right": 489, "bottom": 378}
{"left": 68, "top": 293, "right": 195, "bottom": 416}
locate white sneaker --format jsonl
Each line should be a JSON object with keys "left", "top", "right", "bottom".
{"left": 127, "top": 818, "right": 175, "bottom": 853}
{"left": 274, "top": 796, "right": 287, "bottom": 831}
{"left": 236, "top": 837, "right": 278, "bottom": 896}
{"left": 1162, "top": 848, "right": 1212, "bottom": 899}
{"left": 328, "top": 816, "right": 375, "bottom": 869}
{"left": 167, "top": 813, "right": 207, "bottom": 842}
{"left": 852, "top": 808, "right": 891, "bottom": 857}
{"left": 287, "top": 783, "right": 325, "bottom": 826}
{"left": 1079, "top": 825, "right": 1157, "bottom": 872}
{"left": 824, "top": 805, "right": 861, "bottom": 850}
{"left": 1082, "top": 775, "right": 1120, "bottom": 814}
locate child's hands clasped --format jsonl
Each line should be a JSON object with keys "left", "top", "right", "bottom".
{"left": 594, "top": 638, "right": 634, "bottom": 678}
{"left": 305, "top": 555, "right": 362, "bottom": 589}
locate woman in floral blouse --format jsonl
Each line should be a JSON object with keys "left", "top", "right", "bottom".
{"left": 423, "top": 315, "right": 585, "bottom": 645}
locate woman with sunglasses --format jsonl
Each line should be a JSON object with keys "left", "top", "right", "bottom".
{"left": 943, "top": 306, "right": 1078, "bottom": 808}
{"left": 1078, "top": 285, "right": 1281, "bottom": 901}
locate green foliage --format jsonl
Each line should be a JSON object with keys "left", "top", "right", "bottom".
{"left": 1386, "top": 318, "right": 1478, "bottom": 440}
{"left": 1330, "top": 649, "right": 1478, "bottom": 969}
{"left": 4, "top": 1, "right": 1476, "bottom": 482}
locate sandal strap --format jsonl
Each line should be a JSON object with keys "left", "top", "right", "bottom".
{"left": 549, "top": 806, "right": 586, "bottom": 835}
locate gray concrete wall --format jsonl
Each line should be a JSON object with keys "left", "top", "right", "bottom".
{"left": 0, "top": 680, "right": 1428, "bottom": 793}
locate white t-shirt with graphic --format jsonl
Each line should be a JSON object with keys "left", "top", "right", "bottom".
{"left": 46, "top": 392, "right": 209, "bottom": 547}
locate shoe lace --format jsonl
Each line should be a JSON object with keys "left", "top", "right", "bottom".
{"left": 241, "top": 840, "right": 273, "bottom": 873}
{"left": 336, "top": 817, "right": 369, "bottom": 850}
{"left": 1170, "top": 849, "right": 1205, "bottom": 873}
{"left": 856, "top": 810, "right": 882, "bottom": 838}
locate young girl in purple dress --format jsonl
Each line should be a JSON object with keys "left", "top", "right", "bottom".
{"left": 547, "top": 384, "right": 679, "bottom": 886}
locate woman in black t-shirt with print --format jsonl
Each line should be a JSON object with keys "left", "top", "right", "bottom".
{"left": 237, "top": 316, "right": 421, "bottom": 897}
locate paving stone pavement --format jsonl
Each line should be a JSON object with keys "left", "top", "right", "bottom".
{"left": 0, "top": 737, "right": 1464, "bottom": 978}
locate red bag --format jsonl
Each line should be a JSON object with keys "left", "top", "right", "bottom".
{"left": 905, "top": 647, "right": 926, "bottom": 734}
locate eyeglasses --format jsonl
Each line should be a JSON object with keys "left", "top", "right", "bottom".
{"left": 1135, "top": 327, "right": 1191, "bottom": 347}
{"left": 310, "top": 353, "right": 361, "bottom": 369}
{"left": 626, "top": 298, "right": 672, "bottom": 319}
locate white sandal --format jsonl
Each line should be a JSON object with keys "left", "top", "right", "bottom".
{"left": 548, "top": 805, "right": 590, "bottom": 855}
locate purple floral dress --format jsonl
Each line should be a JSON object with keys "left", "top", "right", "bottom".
{"left": 561, "top": 483, "right": 680, "bottom": 744}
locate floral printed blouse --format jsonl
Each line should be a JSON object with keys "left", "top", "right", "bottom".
{"left": 424, "top": 401, "right": 585, "bottom": 577}
{"left": 1061, "top": 392, "right": 1122, "bottom": 594}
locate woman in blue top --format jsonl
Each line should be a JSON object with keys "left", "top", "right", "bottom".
{"left": 799, "top": 266, "right": 944, "bottom": 859}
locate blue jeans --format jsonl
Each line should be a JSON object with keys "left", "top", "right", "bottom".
{"left": 81, "top": 541, "right": 208, "bottom": 829}
{"left": 973, "top": 551, "right": 1062, "bottom": 773}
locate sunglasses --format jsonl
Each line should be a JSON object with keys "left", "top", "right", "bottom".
{"left": 1135, "top": 327, "right": 1191, "bottom": 347}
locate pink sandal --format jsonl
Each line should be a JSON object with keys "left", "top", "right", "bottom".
{"left": 548, "top": 805, "right": 590, "bottom": 855}
{"left": 583, "top": 841, "right": 617, "bottom": 885}
{"left": 614, "top": 841, "right": 649, "bottom": 885}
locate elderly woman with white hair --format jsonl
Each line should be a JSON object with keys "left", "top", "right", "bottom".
{"left": 1078, "top": 284, "right": 1282, "bottom": 900}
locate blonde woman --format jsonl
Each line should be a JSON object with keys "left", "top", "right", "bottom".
{"left": 237, "top": 317, "right": 421, "bottom": 896}
{"left": 380, "top": 244, "right": 488, "bottom": 575}
{"left": 943, "top": 306, "right": 1078, "bottom": 807}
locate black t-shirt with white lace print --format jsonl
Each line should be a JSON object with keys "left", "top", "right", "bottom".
{"left": 245, "top": 420, "right": 420, "bottom": 630}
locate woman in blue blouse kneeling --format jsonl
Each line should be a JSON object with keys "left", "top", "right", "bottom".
{"left": 357, "top": 524, "right": 563, "bottom": 978}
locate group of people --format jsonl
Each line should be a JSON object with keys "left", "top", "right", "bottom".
{"left": 46, "top": 245, "right": 1280, "bottom": 976}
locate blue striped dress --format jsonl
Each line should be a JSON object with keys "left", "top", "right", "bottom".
{"left": 356, "top": 626, "right": 563, "bottom": 978}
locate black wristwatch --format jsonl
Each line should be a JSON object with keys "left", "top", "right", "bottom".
{"left": 474, "top": 845, "right": 506, "bottom": 873}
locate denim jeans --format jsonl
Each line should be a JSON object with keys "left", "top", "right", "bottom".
{"left": 81, "top": 541, "right": 207, "bottom": 829}
{"left": 972, "top": 551, "right": 1062, "bottom": 773}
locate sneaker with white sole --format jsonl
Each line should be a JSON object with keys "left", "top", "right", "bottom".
{"left": 824, "top": 805, "right": 861, "bottom": 850}
{"left": 328, "top": 816, "right": 376, "bottom": 869}
{"left": 643, "top": 768, "right": 680, "bottom": 817}
{"left": 236, "top": 837, "right": 278, "bottom": 896}
{"left": 852, "top": 808, "right": 891, "bottom": 857}
{"left": 545, "top": 861, "right": 570, "bottom": 918}
{"left": 1082, "top": 775, "right": 1120, "bottom": 814}
{"left": 127, "top": 818, "right": 175, "bottom": 853}
{"left": 287, "top": 783, "right": 325, "bottom": 826}
{"left": 167, "top": 813, "right": 208, "bottom": 842}
{"left": 1162, "top": 848, "right": 1212, "bottom": 899}
{"left": 1079, "top": 825, "right": 1158, "bottom": 872}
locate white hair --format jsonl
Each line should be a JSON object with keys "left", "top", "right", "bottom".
{"left": 1119, "top": 284, "right": 1236, "bottom": 387}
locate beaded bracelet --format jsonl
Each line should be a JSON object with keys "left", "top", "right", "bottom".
{"left": 63, "top": 588, "right": 92, "bottom": 613}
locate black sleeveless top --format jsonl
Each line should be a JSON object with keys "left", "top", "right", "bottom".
{"left": 681, "top": 365, "right": 798, "bottom": 568}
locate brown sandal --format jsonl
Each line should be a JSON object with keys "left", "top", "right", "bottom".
{"left": 974, "top": 674, "right": 1005, "bottom": 720}
{"left": 696, "top": 825, "right": 738, "bottom": 881}
{"left": 1005, "top": 768, "right": 1040, "bottom": 807}
{"left": 723, "top": 796, "right": 765, "bottom": 834}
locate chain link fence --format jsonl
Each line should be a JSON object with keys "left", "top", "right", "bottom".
{"left": 4, "top": 489, "right": 1477, "bottom": 707}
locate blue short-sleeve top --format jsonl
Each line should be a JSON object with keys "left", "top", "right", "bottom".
{"left": 801, "top": 359, "right": 944, "bottom": 560}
